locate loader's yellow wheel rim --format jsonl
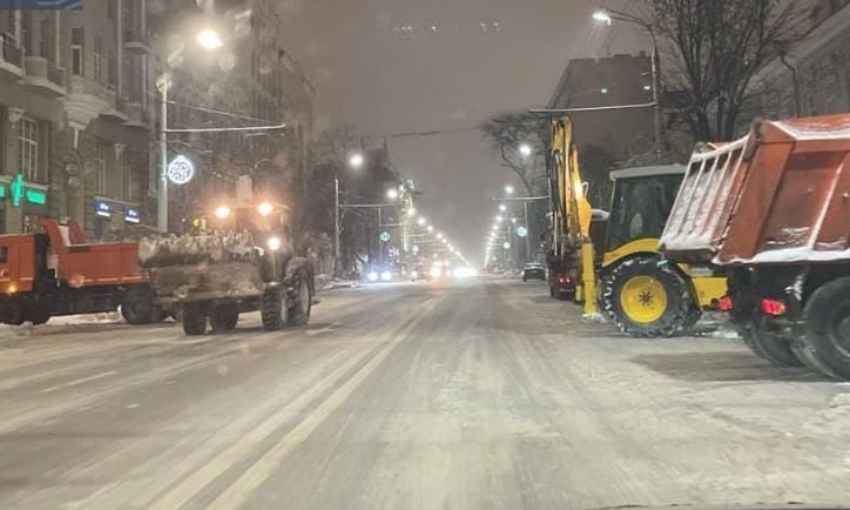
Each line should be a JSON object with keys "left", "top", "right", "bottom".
{"left": 620, "top": 276, "right": 668, "bottom": 324}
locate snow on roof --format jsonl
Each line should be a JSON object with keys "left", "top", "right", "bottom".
{"left": 772, "top": 116, "right": 850, "bottom": 140}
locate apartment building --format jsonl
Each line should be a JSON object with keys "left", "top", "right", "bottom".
{"left": 0, "top": 0, "right": 150, "bottom": 238}
{"left": 0, "top": 0, "right": 315, "bottom": 237}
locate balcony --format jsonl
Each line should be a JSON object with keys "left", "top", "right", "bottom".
{"left": 62, "top": 74, "right": 119, "bottom": 130}
{"left": 0, "top": 35, "right": 24, "bottom": 78}
{"left": 23, "top": 56, "right": 66, "bottom": 96}
{"left": 123, "top": 29, "right": 150, "bottom": 55}
{"left": 123, "top": 101, "right": 151, "bottom": 130}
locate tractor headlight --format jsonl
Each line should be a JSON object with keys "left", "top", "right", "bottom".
{"left": 215, "top": 205, "right": 231, "bottom": 220}
{"left": 267, "top": 236, "right": 282, "bottom": 251}
{"left": 257, "top": 202, "right": 273, "bottom": 217}
{"left": 381, "top": 271, "right": 392, "bottom": 282}
{"left": 367, "top": 271, "right": 379, "bottom": 282}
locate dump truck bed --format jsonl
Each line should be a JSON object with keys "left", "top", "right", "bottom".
{"left": 659, "top": 114, "right": 850, "bottom": 266}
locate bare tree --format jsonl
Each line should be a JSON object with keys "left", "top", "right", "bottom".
{"left": 480, "top": 112, "right": 550, "bottom": 195}
{"left": 640, "top": 0, "right": 808, "bottom": 141}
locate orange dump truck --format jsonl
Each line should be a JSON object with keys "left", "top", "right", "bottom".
{"left": 0, "top": 219, "right": 159, "bottom": 326}
{"left": 659, "top": 114, "right": 850, "bottom": 380}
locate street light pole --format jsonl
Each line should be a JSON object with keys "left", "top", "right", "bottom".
{"left": 158, "top": 79, "right": 169, "bottom": 232}
{"left": 524, "top": 201, "right": 531, "bottom": 262}
{"left": 334, "top": 174, "right": 341, "bottom": 266}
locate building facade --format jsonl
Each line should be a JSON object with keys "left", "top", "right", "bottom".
{"left": 0, "top": 0, "right": 314, "bottom": 238}
{"left": 748, "top": 0, "right": 850, "bottom": 125}
{"left": 548, "top": 53, "right": 656, "bottom": 162}
{"left": 0, "top": 0, "right": 151, "bottom": 239}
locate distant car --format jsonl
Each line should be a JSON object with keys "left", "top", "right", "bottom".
{"left": 549, "top": 270, "right": 576, "bottom": 300}
{"left": 522, "top": 263, "right": 546, "bottom": 282}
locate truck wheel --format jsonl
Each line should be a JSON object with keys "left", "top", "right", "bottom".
{"left": 287, "top": 274, "right": 312, "bottom": 327}
{"left": 121, "top": 287, "right": 155, "bottom": 325}
{"left": 182, "top": 305, "right": 207, "bottom": 336}
{"left": 803, "top": 277, "right": 850, "bottom": 380}
{"left": 737, "top": 323, "right": 802, "bottom": 368}
{"left": 210, "top": 303, "right": 239, "bottom": 332}
{"left": 261, "top": 288, "right": 285, "bottom": 331}
{"left": 601, "top": 257, "right": 691, "bottom": 337}
{"left": 789, "top": 338, "right": 840, "bottom": 379}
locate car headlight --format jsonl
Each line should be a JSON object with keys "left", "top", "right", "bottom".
{"left": 367, "top": 271, "right": 379, "bottom": 282}
{"left": 412, "top": 271, "right": 419, "bottom": 279}
{"left": 430, "top": 267, "right": 441, "bottom": 278}
{"left": 381, "top": 271, "right": 392, "bottom": 282}
{"left": 267, "top": 236, "right": 282, "bottom": 251}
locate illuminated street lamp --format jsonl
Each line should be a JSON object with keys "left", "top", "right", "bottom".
{"left": 496, "top": 215, "right": 504, "bottom": 223}
{"left": 592, "top": 10, "right": 613, "bottom": 25}
{"left": 386, "top": 188, "right": 399, "bottom": 201}
{"left": 417, "top": 217, "right": 427, "bottom": 227}
{"left": 348, "top": 152, "right": 365, "bottom": 169}
{"left": 499, "top": 204, "right": 507, "bottom": 212}
{"left": 505, "top": 185, "right": 515, "bottom": 195}
{"left": 427, "top": 225, "right": 434, "bottom": 233}
{"left": 196, "top": 28, "right": 224, "bottom": 49}
{"left": 519, "top": 143, "right": 532, "bottom": 158}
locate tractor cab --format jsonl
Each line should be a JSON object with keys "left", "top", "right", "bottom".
{"left": 604, "top": 165, "right": 685, "bottom": 259}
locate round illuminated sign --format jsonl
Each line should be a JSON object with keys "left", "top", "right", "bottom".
{"left": 516, "top": 226, "right": 528, "bottom": 238}
{"left": 167, "top": 155, "right": 195, "bottom": 185}
{"left": 379, "top": 231, "right": 391, "bottom": 243}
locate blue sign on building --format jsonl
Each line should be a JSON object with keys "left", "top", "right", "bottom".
{"left": 94, "top": 199, "right": 112, "bottom": 217}
{"left": 124, "top": 207, "right": 141, "bottom": 224}
{"left": 0, "top": 0, "right": 83, "bottom": 10}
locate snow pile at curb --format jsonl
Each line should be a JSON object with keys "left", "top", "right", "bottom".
{"left": 315, "top": 274, "right": 359, "bottom": 292}
{"left": 582, "top": 313, "right": 607, "bottom": 323}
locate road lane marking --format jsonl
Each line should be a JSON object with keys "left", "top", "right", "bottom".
{"left": 41, "top": 370, "right": 118, "bottom": 393}
{"left": 149, "top": 298, "right": 436, "bottom": 510}
{"left": 206, "top": 334, "right": 401, "bottom": 510}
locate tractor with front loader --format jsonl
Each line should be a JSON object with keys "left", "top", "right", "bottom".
{"left": 548, "top": 116, "right": 726, "bottom": 336}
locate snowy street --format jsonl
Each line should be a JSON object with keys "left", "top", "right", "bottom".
{"left": 1, "top": 277, "right": 849, "bottom": 509}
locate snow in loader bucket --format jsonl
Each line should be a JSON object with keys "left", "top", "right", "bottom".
{"left": 138, "top": 232, "right": 257, "bottom": 268}
{"left": 660, "top": 114, "right": 850, "bottom": 266}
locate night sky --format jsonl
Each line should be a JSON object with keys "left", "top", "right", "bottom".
{"left": 277, "top": 0, "right": 644, "bottom": 264}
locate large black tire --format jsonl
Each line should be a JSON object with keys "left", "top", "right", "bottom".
{"left": 601, "top": 257, "right": 692, "bottom": 337}
{"left": 209, "top": 302, "right": 239, "bottom": 332}
{"left": 182, "top": 305, "right": 207, "bottom": 336}
{"left": 802, "top": 277, "right": 850, "bottom": 380}
{"left": 737, "top": 323, "right": 803, "bottom": 368}
{"left": 789, "top": 337, "right": 840, "bottom": 378}
{"left": 261, "top": 288, "right": 285, "bottom": 331}
{"left": 121, "top": 287, "right": 155, "bottom": 325}
{"left": 287, "top": 273, "right": 312, "bottom": 327}
{"left": 27, "top": 305, "right": 51, "bottom": 326}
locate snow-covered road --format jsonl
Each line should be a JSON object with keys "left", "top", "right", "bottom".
{"left": 0, "top": 277, "right": 848, "bottom": 509}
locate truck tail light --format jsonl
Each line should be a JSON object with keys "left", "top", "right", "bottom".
{"left": 558, "top": 275, "right": 572, "bottom": 284}
{"left": 718, "top": 296, "right": 733, "bottom": 311}
{"left": 761, "top": 299, "right": 787, "bottom": 317}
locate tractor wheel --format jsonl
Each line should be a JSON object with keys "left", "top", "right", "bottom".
{"left": 737, "top": 323, "right": 802, "bottom": 368}
{"left": 27, "top": 305, "right": 51, "bottom": 326}
{"left": 0, "top": 300, "right": 24, "bottom": 326}
{"left": 261, "top": 288, "right": 285, "bottom": 331}
{"left": 802, "top": 277, "right": 850, "bottom": 380}
{"left": 121, "top": 287, "right": 155, "bottom": 325}
{"left": 601, "top": 257, "right": 692, "bottom": 338}
{"left": 182, "top": 304, "right": 207, "bottom": 336}
{"left": 287, "top": 273, "right": 312, "bottom": 327}
{"left": 209, "top": 302, "right": 239, "bottom": 332}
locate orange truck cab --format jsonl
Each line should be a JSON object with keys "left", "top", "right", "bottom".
{"left": 0, "top": 219, "right": 158, "bottom": 326}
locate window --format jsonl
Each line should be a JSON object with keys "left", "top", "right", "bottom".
{"left": 70, "top": 27, "right": 83, "bottom": 75}
{"left": 123, "top": 152, "right": 132, "bottom": 200}
{"left": 0, "top": 246, "right": 7, "bottom": 264}
{"left": 93, "top": 35, "right": 103, "bottom": 83}
{"left": 21, "top": 11, "right": 32, "bottom": 55}
{"left": 94, "top": 142, "right": 107, "bottom": 195}
{"left": 107, "top": 0, "right": 115, "bottom": 20}
{"left": 38, "top": 18, "right": 48, "bottom": 59}
{"left": 19, "top": 118, "right": 39, "bottom": 182}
